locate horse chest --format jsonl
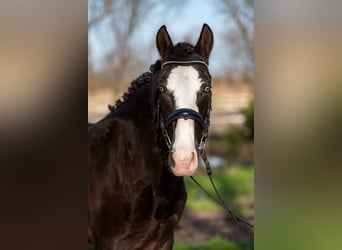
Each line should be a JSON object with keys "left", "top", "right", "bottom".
{"left": 90, "top": 179, "right": 185, "bottom": 249}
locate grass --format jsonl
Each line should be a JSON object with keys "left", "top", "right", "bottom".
{"left": 184, "top": 165, "right": 254, "bottom": 216}
{"left": 173, "top": 235, "right": 251, "bottom": 250}
{"left": 89, "top": 236, "right": 252, "bottom": 250}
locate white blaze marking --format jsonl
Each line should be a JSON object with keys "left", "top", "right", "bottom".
{"left": 167, "top": 66, "right": 202, "bottom": 174}
{"left": 167, "top": 66, "right": 202, "bottom": 111}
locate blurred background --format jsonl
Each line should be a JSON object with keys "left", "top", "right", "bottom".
{"left": 0, "top": 1, "right": 340, "bottom": 250}
{"left": 88, "top": 0, "right": 254, "bottom": 249}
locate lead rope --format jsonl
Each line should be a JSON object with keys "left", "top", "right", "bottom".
{"left": 191, "top": 93, "right": 254, "bottom": 234}
{"left": 191, "top": 146, "right": 254, "bottom": 234}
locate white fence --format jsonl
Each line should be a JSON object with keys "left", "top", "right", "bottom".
{"left": 88, "top": 85, "right": 254, "bottom": 136}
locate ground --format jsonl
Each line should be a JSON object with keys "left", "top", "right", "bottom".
{"left": 175, "top": 210, "right": 253, "bottom": 245}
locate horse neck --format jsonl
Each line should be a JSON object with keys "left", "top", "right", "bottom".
{"left": 116, "top": 75, "right": 177, "bottom": 174}
{"left": 104, "top": 67, "right": 182, "bottom": 176}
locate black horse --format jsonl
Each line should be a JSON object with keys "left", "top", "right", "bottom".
{"left": 88, "top": 24, "right": 214, "bottom": 250}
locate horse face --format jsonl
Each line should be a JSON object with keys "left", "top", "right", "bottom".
{"left": 156, "top": 24, "right": 213, "bottom": 176}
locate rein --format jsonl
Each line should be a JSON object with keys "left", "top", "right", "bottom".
{"left": 157, "top": 60, "right": 254, "bottom": 234}
{"left": 192, "top": 148, "right": 255, "bottom": 234}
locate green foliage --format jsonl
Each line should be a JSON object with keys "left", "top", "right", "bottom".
{"left": 174, "top": 235, "right": 251, "bottom": 250}
{"left": 225, "top": 127, "right": 246, "bottom": 159}
{"left": 90, "top": 236, "right": 252, "bottom": 250}
{"left": 209, "top": 100, "right": 254, "bottom": 164}
{"left": 184, "top": 166, "right": 254, "bottom": 215}
{"left": 243, "top": 100, "right": 254, "bottom": 141}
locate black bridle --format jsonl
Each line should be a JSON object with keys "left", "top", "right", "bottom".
{"left": 156, "top": 60, "right": 254, "bottom": 233}
{"left": 157, "top": 60, "right": 212, "bottom": 151}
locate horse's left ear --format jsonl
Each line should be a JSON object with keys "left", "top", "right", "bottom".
{"left": 195, "top": 24, "right": 214, "bottom": 60}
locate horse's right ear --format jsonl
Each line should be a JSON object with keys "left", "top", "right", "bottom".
{"left": 156, "top": 25, "right": 173, "bottom": 61}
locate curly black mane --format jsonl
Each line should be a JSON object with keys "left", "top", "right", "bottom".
{"left": 107, "top": 60, "right": 161, "bottom": 112}
{"left": 88, "top": 60, "right": 161, "bottom": 148}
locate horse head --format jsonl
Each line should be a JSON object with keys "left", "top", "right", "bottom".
{"left": 156, "top": 24, "right": 214, "bottom": 176}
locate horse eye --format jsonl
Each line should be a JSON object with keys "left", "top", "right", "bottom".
{"left": 204, "top": 86, "right": 211, "bottom": 93}
{"left": 159, "top": 86, "right": 165, "bottom": 93}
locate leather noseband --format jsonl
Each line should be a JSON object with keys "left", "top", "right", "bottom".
{"left": 165, "top": 108, "right": 205, "bottom": 129}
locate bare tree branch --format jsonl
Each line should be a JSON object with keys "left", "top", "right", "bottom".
{"left": 88, "top": 0, "right": 116, "bottom": 29}
{"left": 88, "top": 0, "right": 160, "bottom": 90}
{"left": 214, "top": 0, "right": 254, "bottom": 78}
{"left": 88, "top": 0, "right": 188, "bottom": 90}
{"left": 219, "top": 0, "right": 253, "bottom": 58}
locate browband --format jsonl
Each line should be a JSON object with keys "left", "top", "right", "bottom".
{"left": 162, "top": 60, "right": 208, "bottom": 69}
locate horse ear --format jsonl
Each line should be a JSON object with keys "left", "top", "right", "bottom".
{"left": 156, "top": 25, "right": 173, "bottom": 61}
{"left": 195, "top": 24, "right": 214, "bottom": 60}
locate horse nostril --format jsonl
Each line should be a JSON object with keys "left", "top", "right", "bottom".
{"left": 190, "top": 152, "right": 195, "bottom": 161}
{"left": 190, "top": 151, "right": 196, "bottom": 164}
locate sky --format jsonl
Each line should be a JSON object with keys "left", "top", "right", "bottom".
{"left": 89, "top": 0, "right": 244, "bottom": 76}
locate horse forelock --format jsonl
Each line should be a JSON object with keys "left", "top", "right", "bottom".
{"left": 164, "top": 42, "right": 204, "bottom": 62}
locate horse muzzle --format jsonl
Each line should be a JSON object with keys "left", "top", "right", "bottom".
{"left": 170, "top": 148, "right": 198, "bottom": 176}
{"left": 161, "top": 108, "right": 205, "bottom": 176}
